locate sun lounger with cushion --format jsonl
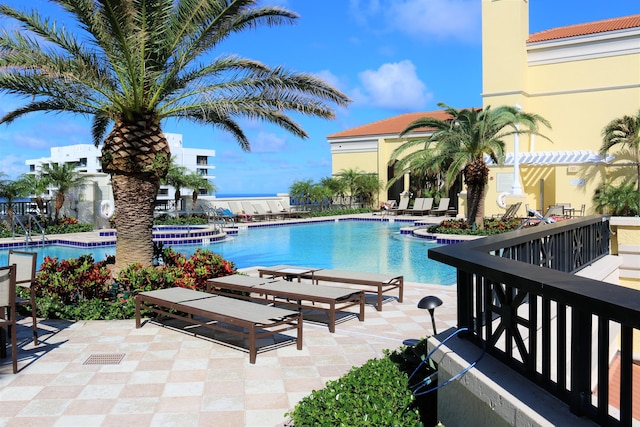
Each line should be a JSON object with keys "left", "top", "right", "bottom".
{"left": 207, "top": 275, "right": 365, "bottom": 333}
{"left": 135, "top": 287, "right": 302, "bottom": 363}
{"left": 428, "top": 198, "right": 451, "bottom": 216}
{"left": 390, "top": 197, "right": 410, "bottom": 215}
{"left": 310, "top": 269, "right": 403, "bottom": 311}
{"left": 266, "top": 200, "right": 294, "bottom": 219}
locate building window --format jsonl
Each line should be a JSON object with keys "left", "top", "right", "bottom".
{"left": 29, "top": 165, "right": 35, "bottom": 172}
{"left": 79, "top": 158, "right": 87, "bottom": 167}
{"left": 197, "top": 156, "right": 208, "bottom": 165}
{"left": 158, "top": 188, "right": 169, "bottom": 196}
{"left": 197, "top": 168, "right": 207, "bottom": 175}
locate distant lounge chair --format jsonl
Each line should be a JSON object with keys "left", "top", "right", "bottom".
{"left": 252, "top": 203, "right": 276, "bottom": 221}
{"left": 135, "top": 287, "right": 302, "bottom": 364}
{"left": 517, "top": 205, "right": 564, "bottom": 229}
{"left": 428, "top": 198, "right": 451, "bottom": 216}
{"left": 228, "top": 201, "right": 252, "bottom": 222}
{"left": 402, "top": 197, "right": 425, "bottom": 215}
{"left": 410, "top": 198, "right": 434, "bottom": 216}
{"left": 266, "top": 200, "right": 293, "bottom": 219}
{"left": 390, "top": 197, "right": 410, "bottom": 215}
{"left": 492, "top": 202, "right": 521, "bottom": 221}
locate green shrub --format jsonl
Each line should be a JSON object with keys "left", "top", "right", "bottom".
{"left": 31, "top": 248, "right": 237, "bottom": 320}
{"left": 287, "top": 356, "right": 421, "bottom": 426}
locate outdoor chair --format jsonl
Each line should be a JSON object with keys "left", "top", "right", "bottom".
{"left": 428, "top": 198, "right": 451, "bottom": 216}
{"left": 0, "top": 264, "right": 18, "bottom": 373}
{"left": 390, "top": 197, "right": 410, "bottom": 215}
{"left": 8, "top": 250, "right": 38, "bottom": 345}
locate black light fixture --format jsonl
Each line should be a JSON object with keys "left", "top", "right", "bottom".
{"left": 418, "top": 295, "right": 443, "bottom": 335}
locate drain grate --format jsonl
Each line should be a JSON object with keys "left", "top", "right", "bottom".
{"left": 83, "top": 353, "right": 126, "bottom": 365}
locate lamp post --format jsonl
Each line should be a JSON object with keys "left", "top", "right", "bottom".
{"left": 511, "top": 104, "right": 524, "bottom": 196}
{"left": 418, "top": 295, "right": 443, "bottom": 336}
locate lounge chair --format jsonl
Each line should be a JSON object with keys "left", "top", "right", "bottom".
{"left": 228, "top": 201, "right": 252, "bottom": 222}
{"left": 280, "top": 198, "right": 310, "bottom": 217}
{"left": 252, "top": 203, "right": 276, "bottom": 221}
{"left": 390, "top": 197, "right": 410, "bottom": 215}
{"left": 428, "top": 198, "right": 451, "bottom": 216}
{"left": 410, "top": 198, "right": 434, "bottom": 216}
{"left": 0, "top": 265, "right": 18, "bottom": 373}
{"left": 517, "top": 206, "right": 563, "bottom": 229}
{"left": 207, "top": 275, "right": 365, "bottom": 333}
{"left": 8, "top": 250, "right": 39, "bottom": 345}
{"left": 258, "top": 265, "right": 321, "bottom": 282}
{"left": 135, "top": 287, "right": 302, "bottom": 364}
{"left": 492, "top": 202, "right": 522, "bottom": 221}
{"left": 310, "top": 269, "right": 404, "bottom": 311}
{"left": 266, "top": 200, "right": 293, "bottom": 219}
{"left": 402, "top": 197, "right": 425, "bottom": 215}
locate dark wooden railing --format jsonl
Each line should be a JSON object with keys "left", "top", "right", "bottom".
{"left": 429, "top": 215, "right": 639, "bottom": 427}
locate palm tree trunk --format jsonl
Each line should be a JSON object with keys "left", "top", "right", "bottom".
{"left": 111, "top": 174, "right": 159, "bottom": 269}
{"left": 55, "top": 192, "right": 65, "bottom": 222}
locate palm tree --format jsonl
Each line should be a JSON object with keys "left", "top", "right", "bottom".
{"left": 0, "top": 176, "right": 28, "bottom": 229}
{"left": 16, "top": 172, "right": 50, "bottom": 224}
{"left": 40, "top": 163, "right": 88, "bottom": 223}
{"left": 593, "top": 181, "right": 640, "bottom": 216}
{"left": 600, "top": 109, "right": 640, "bottom": 192}
{"left": 0, "top": 1, "right": 350, "bottom": 269}
{"left": 184, "top": 172, "right": 216, "bottom": 211}
{"left": 399, "top": 103, "right": 550, "bottom": 228}
{"left": 355, "top": 173, "right": 382, "bottom": 208}
{"left": 163, "top": 163, "right": 191, "bottom": 213}
{"left": 337, "top": 168, "right": 362, "bottom": 208}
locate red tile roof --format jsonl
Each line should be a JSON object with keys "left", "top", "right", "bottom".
{"left": 327, "top": 110, "right": 455, "bottom": 139}
{"left": 528, "top": 14, "right": 640, "bottom": 43}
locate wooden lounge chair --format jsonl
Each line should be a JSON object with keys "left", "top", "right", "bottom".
{"left": 207, "top": 275, "right": 365, "bottom": 333}
{"left": 492, "top": 202, "right": 522, "bottom": 221}
{"left": 310, "top": 269, "right": 403, "bottom": 311}
{"left": 428, "top": 198, "right": 451, "bottom": 216}
{"left": 135, "top": 287, "right": 302, "bottom": 364}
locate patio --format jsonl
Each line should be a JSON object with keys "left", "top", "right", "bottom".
{"left": 0, "top": 270, "right": 458, "bottom": 427}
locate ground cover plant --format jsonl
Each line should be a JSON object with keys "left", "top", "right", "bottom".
{"left": 25, "top": 248, "right": 236, "bottom": 320}
{"left": 287, "top": 339, "right": 440, "bottom": 426}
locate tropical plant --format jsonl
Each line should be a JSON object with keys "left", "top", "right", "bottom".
{"left": 16, "top": 172, "right": 50, "bottom": 224}
{"left": 289, "top": 179, "right": 314, "bottom": 208}
{"left": 40, "top": 163, "right": 88, "bottom": 223}
{"left": 397, "top": 103, "right": 550, "bottom": 228}
{"left": 0, "top": 0, "right": 350, "bottom": 269}
{"left": 0, "top": 176, "right": 29, "bottom": 228}
{"left": 184, "top": 172, "right": 216, "bottom": 211}
{"left": 354, "top": 173, "right": 382, "bottom": 208}
{"left": 163, "top": 162, "right": 191, "bottom": 212}
{"left": 336, "top": 168, "right": 362, "bottom": 207}
{"left": 320, "top": 176, "right": 345, "bottom": 209}
{"left": 600, "top": 109, "right": 640, "bottom": 192}
{"left": 593, "top": 181, "right": 640, "bottom": 216}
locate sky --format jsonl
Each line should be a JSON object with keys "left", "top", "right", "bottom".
{"left": 0, "top": 0, "right": 638, "bottom": 195}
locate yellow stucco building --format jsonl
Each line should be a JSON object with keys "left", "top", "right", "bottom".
{"left": 328, "top": 1, "right": 640, "bottom": 218}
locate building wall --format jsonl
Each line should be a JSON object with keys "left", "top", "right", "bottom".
{"left": 482, "top": 0, "right": 640, "bottom": 217}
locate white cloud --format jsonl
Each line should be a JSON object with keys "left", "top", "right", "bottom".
{"left": 250, "top": 131, "right": 287, "bottom": 153}
{"left": 350, "top": 0, "right": 480, "bottom": 43}
{"left": 355, "top": 60, "right": 431, "bottom": 110}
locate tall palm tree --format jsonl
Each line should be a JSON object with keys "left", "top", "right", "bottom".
{"left": 40, "top": 163, "right": 88, "bottom": 223}
{"left": 163, "top": 163, "right": 191, "bottom": 213}
{"left": 399, "top": 103, "right": 550, "bottom": 228}
{"left": 0, "top": 176, "right": 28, "bottom": 230}
{"left": 600, "top": 109, "right": 640, "bottom": 192}
{"left": 184, "top": 172, "right": 216, "bottom": 211}
{"left": 0, "top": 1, "right": 350, "bottom": 269}
{"left": 16, "top": 172, "right": 50, "bottom": 224}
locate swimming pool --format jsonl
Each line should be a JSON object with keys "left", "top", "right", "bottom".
{"left": 1, "top": 221, "right": 457, "bottom": 285}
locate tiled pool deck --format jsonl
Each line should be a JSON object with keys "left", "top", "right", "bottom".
{"left": 0, "top": 270, "right": 458, "bottom": 427}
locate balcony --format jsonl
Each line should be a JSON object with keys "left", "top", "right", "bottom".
{"left": 428, "top": 216, "right": 639, "bottom": 426}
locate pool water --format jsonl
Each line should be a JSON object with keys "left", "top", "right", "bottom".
{"left": 2, "top": 221, "right": 456, "bottom": 285}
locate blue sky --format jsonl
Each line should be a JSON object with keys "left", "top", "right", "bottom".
{"left": 0, "top": 0, "right": 637, "bottom": 195}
